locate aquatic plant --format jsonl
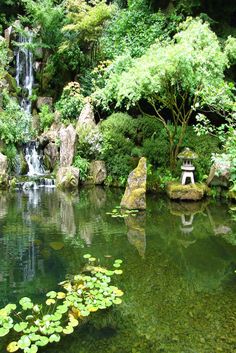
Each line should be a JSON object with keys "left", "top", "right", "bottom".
{"left": 0, "top": 255, "right": 123, "bottom": 353}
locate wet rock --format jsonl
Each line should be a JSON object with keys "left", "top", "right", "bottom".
{"left": 76, "top": 98, "right": 96, "bottom": 130}
{"left": 36, "top": 97, "right": 53, "bottom": 111}
{"left": 56, "top": 166, "right": 80, "bottom": 191}
{"left": 120, "top": 157, "right": 147, "bottom": 210}
{"left": 167, "top": 182, "right": 208, "bottom": 201}
{"left": 59, "top": 124, "right": 77, "bottom": 167}
{"left": 87, "top": 160, "right": 107, "bottom": 185}
{"left": 43, "top": 142, "right": 59, "bottom": 171}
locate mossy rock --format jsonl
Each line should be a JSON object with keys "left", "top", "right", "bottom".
{"left": 166, "top": 182, "right": 209, "bottom": 201}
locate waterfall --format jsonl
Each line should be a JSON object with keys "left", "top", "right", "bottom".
{"left": 25, "top": 141, "right": 45, "bottom": 176}
{"left": 15, "top": 30, "right": 34, "bottom": 114}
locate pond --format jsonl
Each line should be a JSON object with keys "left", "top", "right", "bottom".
{"left": 1, "top": 187, "right": 236, "bottom": 353}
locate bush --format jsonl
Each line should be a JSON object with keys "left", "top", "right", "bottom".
{"left": 100, "top": 112, "right": 137, "bottom": 138}
{"left": 0, "top": 91, "right": 30, "bottom": 144}
{"left": 55, "top": 82, "right": 85, "bottom": 121}
{"left": 39, "top": 104, "right": 54, "bottom": 131}
{"left": 73, "top": 155, "right": 90, "bottom": 181}
{"left": 77, "top": 126, "right": 103, "bottom": 160}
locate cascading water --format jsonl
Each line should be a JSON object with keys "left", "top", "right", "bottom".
{"left": 15, "top": 30, "right": 34, "bottom": 114}
{"left": 15, "top": 29, "right": 45, "bottom": 176}
{"left": 24, "top": 141, "right": 45, "bottom": 176}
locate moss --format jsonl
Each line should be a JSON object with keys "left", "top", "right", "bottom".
{"left": 167, "top": 182, "right": 209, "bottom": 201}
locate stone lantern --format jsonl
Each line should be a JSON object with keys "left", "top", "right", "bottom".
{"left": 178, "top": 148, "right": 198, "bottom": 185}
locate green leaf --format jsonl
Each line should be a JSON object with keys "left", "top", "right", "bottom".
{"left": 49, "top": 333, "right": 61, "bottom": 343}
{"left": 18, "top": 336, "right": 31, "bottom": 349}
{"left": 46, "top": 291, "right": 57, "bottom": 299}
{"left": 14, "top": 322, "right": 28, "bottom": 332}
{"left": 0, "top": 327, "right": 9, "bottom": 336}
{"left": 83, "top": 254, "right": 91, "bottom": 259}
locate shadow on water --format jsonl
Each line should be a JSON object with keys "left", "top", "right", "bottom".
{"left": 1, "top": 187, "right": 236, "bottom": 352}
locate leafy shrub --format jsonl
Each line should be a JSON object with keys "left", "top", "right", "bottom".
{"left": 73, "top": 155, "right": 90, "bottom": 181}
{"left": 0, "top": 91, "right": 30, "bottom": 144}
{"left": 77, "top": 126, "right": 103, "bottom": 160}
{"left": 2, "top": 144, "right": 17, "bottom": 173}
{"left": 55, "top": 82, "right": 85, "bottom": 121}
{"left": 100, "top": 112, "right": 137, "bottom": 138}
{"left": 38, "top": 105, "right": 54, "bottom": 131}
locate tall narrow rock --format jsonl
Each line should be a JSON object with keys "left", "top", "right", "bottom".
{"left": 59, "top": 124, "right": 77, "bottom": 167}
{"left": 76, "top": 98, "right": 96, "bottom": 130}
{"left": 120, "top": 157, "right": 147, "bottom": 210}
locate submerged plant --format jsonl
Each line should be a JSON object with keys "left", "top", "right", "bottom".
{"left": 0, "top": 255, "right": 123, "bottom": 353}
{"left": 106, "top": 206, "right": 139, "bottom": 218}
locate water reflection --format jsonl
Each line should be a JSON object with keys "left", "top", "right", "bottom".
{"left": 1, "top": 189, "right": 236, "bottom": 352}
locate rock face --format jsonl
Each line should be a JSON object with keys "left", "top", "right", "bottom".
{"left": 120, "top": 157, "right": 147, "bottom": 210}
{"left": 76, "top": 99, "right": 96, "bottom": 130}
{"left": 36, "top": 97, "right": 53, "bottom": 110}
{"left": 56, "top": 167, "right": 80, "bottom": 191}
{"left": 0, "top": 153, "right": 8, "bottom": 189}
{"left": 167, "top": 182, "right": 208, "bottom": 201}
{"left": 59, "top": 124, "right": 77, "bottom": 167}
{"left": 44, "top": 142, "right": 59, "bottom": 171}
{"left": 207, "top": 164, "right": 230, "bottom": 187}
{"left": 87, "top": 160, "right": 107, "bottom": 185}
{"left": 0, "top": 153, "right": 8, "bottom": 174}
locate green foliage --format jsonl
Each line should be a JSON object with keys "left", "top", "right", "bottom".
{"left": 77, "top": 125, "right": 103, "bottom": 160}
{"left": 101, "top": 6, "right": 181, "bottom": 59}
{"left": 38, "top": 105, "right": 54, "bottom": 131}
{"left": 0, "top": 91, "right": 30, "bottom": 145}
{"left": 73, "top": 155, "right": 90, "bottom": 181}
{"left": 0, "top": 256, "right": 123, "bottom": 353}
{"left": 2, "top": 144, "right": 17, "bottom": 173}
{"left": 0, "top": 37, "right": 8, "bottom": 82}
{"left": 55, "top": 82, "right": 85, "bottom": 121}
{"left": 21, "top": 0, "right": 64, "bottom": 51}
{"left": 95, "top": 18, "right": 236, "bottom": 168}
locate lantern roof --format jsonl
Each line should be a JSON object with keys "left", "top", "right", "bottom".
{"left": 177, "top": 147, "right": 198, "bottom": 160}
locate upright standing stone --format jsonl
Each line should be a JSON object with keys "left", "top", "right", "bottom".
{"left": 120, "top": 157, "right": 147, "bottom": 210}
{"left": 76, "top": 98, "right": 96, "bottom": 130}
{"left": 59, "top": 124, "right": 77, "bottom": 167}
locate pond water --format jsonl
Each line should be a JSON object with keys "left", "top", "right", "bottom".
{"left": 1, "top": 187, "right": 236, "bottom": 353}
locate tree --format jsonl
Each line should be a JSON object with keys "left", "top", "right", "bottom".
{"left": 95, "top": 18, "right": 236, "bottom": 169}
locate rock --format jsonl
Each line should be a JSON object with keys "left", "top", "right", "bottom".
{"left": 4, "top": 26, "right": 12, "bottom": 45}
{"left": 36, "top": 97, "right": 53, "bottom": 111}
{"left": 167, "top": 182, "right": 208, "bottom": 201}
{"left": 56, "top": 166, "right": 80, "bottom": 191}
{"left": 0, "top": 153, "right": 8, "bottom": 174}
{"left": 43, "top": 142, "right": 59, "bottom": 171}
{"left": 59, "top": 124, "right": 77, "bottom": 167}
{"left": 87, "top": 160, "right": 107, "bottom": 185}
{"left": 76, "top": 98, "right": 96, "bottom": 130}
{"left": 207, "top": 161, "right": 230, "bottom": 188}
{"left": 120, "top": 157, "right": 147, "bottom": 210}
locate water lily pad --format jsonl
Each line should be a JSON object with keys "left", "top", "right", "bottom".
{"left": 24, "top": 345, "right": 38, "bottom": 353}
{"left": 63, "top": 326, "right": 74, "bottom": 335}
{"left": 14, "top": 322, "right": 28, "bottom": 332}
{"left": 46, "top": 299, "right": 56, "bottom": 306}
{"left": 57, "top": 292, "right": 66, "bottom": 299}
{"left": 18, "top": 335, "right": 31, "bottom": 349}
{"left": 7, "top": 341, "right": 19, "bottom": 352}
{"left": 0, "top": 327, "right": 9, "bottom": 336}
{"left": 46, "top": 291, "right": 57, "bottom": 299}
{"left": 83, "top": 254, "right": 91, "bottom": 259}
{"left": 49, "top": 333, "right": 60, "bottom": 343}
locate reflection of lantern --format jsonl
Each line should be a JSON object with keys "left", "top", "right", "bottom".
{"left": 180, "top": 214, "right": 194, "bottom": 234}
{"left": 178, "top": 148, "right": 198, "bottom": 185}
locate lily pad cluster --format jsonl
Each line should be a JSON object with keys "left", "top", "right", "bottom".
{"left": 106, "top": 206, "right": 139, "bottom": 218}
{"left": 0, "top": 255, "right": 123, "bottom": 353}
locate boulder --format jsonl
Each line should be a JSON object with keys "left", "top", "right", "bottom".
{"left": 167, "top": 182, "right": 209, "bottom": 201}
{"left": 120, "top": 157, "right": 147, "bottom": 210}
{"left": 0, "top": 153, "right": 8, "bottom": 174}
{"left": 43, "top": 142, "right": 59, "bottom": 171}
{"left": 76, "top": 98, "right": 96, "bottom": 130}
{"left": 206, "top": 163, "right": 230, "bottom": 188}
{"left": 4, "top": 26, "right": 12, "bottom": 45}
{"left": 59, "top": 124, "right": 77, "bottom": 167}
{"left": 56, "top": 166, "right": 80, "bottom": 191}
{"left": 37, "top": 97, "right": 53, "bottom": 110}
{"left": 87, "top": 160, "right": 107, "bottom": 185}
